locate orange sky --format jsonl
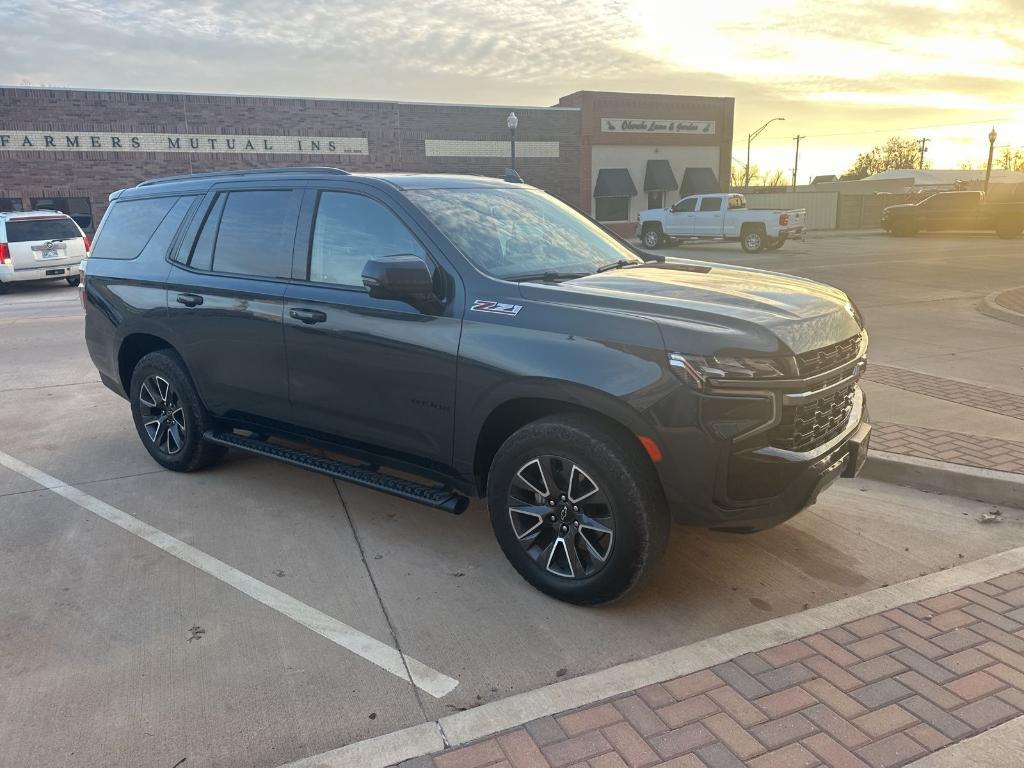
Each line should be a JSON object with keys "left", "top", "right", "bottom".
{"left": 3, "top": 0, "right": 1022, "bottom": 179}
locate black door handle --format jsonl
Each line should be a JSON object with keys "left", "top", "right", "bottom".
{"left": 289, "top": 307, "right": 327, "bottom": 325}
{"left": 176, "top": 293, "right": 203, "bottom": 307}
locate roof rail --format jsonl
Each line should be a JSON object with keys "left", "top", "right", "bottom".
{"left": 136, "top": 166, "right": 351, "bottom": 188}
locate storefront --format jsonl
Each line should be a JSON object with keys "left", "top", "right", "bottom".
{"left": 0, "top": 86, "right": 733, "bottom": 237}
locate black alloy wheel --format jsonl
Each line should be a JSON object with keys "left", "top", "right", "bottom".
{"left": 138, "top": 374, "right": 187, "bottom": 456}
{"left": 507, "top": 455, "right": 614, "bottom": 579}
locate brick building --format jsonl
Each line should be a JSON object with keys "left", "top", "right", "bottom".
{"left": 0, "top": 86, "right": 733, "bottom": 237}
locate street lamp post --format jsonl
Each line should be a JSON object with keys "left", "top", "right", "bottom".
{"left": 985, "top": 126, "right": 997, "bottom": 197}
{"left": 745, "top": 117, "right": 785, "bottom": 189}
{"left": 507, "top": 111, "right": 519, "bottom": 173}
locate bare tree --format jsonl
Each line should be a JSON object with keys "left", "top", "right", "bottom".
{"left": 846, "top": 137, "right": 925, "bottom": 179}
{"left": 762, "top": 169, "right": 788, "bottom": 188}
{"left": 998, "top": 147, "right": 1024, "bottom": 172}
{"left": 731, "top": 163, "right": 758, "bottom": 188}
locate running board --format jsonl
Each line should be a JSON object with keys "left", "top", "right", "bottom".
{"left": 203, "top": 431, "right": 469, "bottom": 514}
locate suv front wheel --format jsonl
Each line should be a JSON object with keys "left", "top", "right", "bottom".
{"left": 129, "top": 350, "right": 227, "bottom": 472}
{"left": 487, "top": 413, "right": 669, "bottom": 604}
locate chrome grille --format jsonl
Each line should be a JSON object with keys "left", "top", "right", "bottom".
{"left": 796, "top": 335, "right": 862, "bottom": 378}
{"left": 769, "top": 383, "right": 856, "bottom": 452}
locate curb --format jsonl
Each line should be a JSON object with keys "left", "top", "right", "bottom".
{"left": 979, "top": 288, "right": 1024, "bottom": 328}
{"left": 280, "top": 545, "right": 1024, "bottom": 768}
{"left": 861, "top": 450, "right": 1024, "bottom": 508}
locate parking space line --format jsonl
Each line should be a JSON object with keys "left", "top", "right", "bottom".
{"left": 0, "top": 448, "right": 459, "bottom": 699}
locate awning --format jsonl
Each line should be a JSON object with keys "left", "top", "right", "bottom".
{"left": 593, "top": 168, "right": 637, "bottom": 198}
{"left": 680, "top": 167, "right": 720, "bottom": 196}
{"left": 643, "top": 159, "right": 678, "bottom": 192}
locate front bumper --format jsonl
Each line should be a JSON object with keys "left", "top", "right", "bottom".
{"left": 647, "top": 383, "right": 870, "bottom": 532}
{"left": 0, "top": 261, "right": 81, "bottom": 283}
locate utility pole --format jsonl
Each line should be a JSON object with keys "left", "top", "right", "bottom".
{"left": 792, "top": 135, "right": 805, "bottom": 191}
{"left": 745, "top": 117, "right": 785, "bottom": 188}
{"left": 918, "top": 137, "right": 930, "bottom": 169}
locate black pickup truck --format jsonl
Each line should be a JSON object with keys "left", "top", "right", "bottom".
{"left": 82, "top": 167, "right": 871, "bottom": 604}
{"left": 882, "top": 190, "right": 1024, "bottom": 238}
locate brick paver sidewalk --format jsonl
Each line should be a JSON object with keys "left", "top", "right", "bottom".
{"left": 872, "top": 422, "right": 1024, "bottom": 475}
{"left": 399, "top": 571, "right": 1024, "bottom": 768}
{"left": 862, "top": 364, "right": 1024, "bottom": 422}
{"left": 995, "top": 286, "right": 1024, "bottom": 315}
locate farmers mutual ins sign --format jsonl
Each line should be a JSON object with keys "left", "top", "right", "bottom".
{"left": 0, "top": 131, "right": 369, "bottom": 155}
{"left": 602, "top": 118, "right": 715, "bottom": 135}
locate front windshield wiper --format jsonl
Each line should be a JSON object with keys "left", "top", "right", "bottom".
{"left": 505, "top": 271, "right": 590, "bottom": 283}
{"left": 595, "top": 259, "right": 643, "bottom": 273}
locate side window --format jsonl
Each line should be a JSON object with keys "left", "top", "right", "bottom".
{"left": 187, "top": 194, "right": 226, "bottom": 271}
{"left": 728, "top": 195, "right": 746, "bottom": 210}
{"left": 698, "top": 197, "right": 722, "bottom": 212}
{"left": 675, "top": 197, "right": 697, "bottom": 213}
{"left": 308, "top": 191, "right": 425, "bottom": 287}
{"left": 210, "top": 191, "right": 297, "bottom": 278}
{"left": 90, "top": 196, "right": 182, "bottom": 260}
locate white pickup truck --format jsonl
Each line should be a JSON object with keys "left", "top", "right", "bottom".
{"left": 637, "top": 193, "right": 805, "bottom": 253}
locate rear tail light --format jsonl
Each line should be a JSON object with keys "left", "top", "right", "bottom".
{"left": 0, "top": 243, "right": 9, "bottom": 265}
{"left": 779, "top": 213, "right": 790, "bottom": 226}
{"left": 82, "top": 234, "right": 92, "bottom": 252}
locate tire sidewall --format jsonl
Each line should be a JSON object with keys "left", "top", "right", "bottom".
{"left": 643, "top": 228, "right": 662, "bottom": 249}
{"left": 487, "top": 416, "right": 665, "bottom": 605}
{"left": 742, "top": 229, "right": 765, "bottom": 252}
{"left": 129, "top": 351, "right": 211, "bottom": 471}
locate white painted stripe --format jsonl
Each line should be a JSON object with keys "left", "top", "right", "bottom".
{"left": 279, "top": 543, "right": 1024, "bottom": 767}
{"left": 424, "top": 139, "right": 559, "bottom": 158}
{"left": 281, "top": 722, "right": 446, "bottom": 768}
{"left": 0, "top": 449, "right": 458, "bottom": 699}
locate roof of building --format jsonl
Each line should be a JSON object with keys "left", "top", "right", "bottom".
{"left": 862, "top": 169, "right": 1024, "bottom": 185}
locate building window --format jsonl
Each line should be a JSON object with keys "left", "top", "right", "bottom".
{"left": 1, "top": 198, "right": 24, "bottom": 213}
{"left": 647, "top": 191, "right": 665, "bottom": 210}
{"left": 595, "top": 197, "right": 630, "bottom": 222}
{"left": 30, "top": 196, "right": 95, "bottom": 233}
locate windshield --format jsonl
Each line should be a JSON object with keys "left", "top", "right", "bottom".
{"left": 406, "top": 187, "right": 641, "bottom": 280}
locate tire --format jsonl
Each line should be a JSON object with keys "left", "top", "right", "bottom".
{"left": 641, "top": 226, "right": 663, "bottom": 250}
{"left": 65, "top": 275, "right": 81, "bottom": 287}
{"left": 996, "top": 219, "right": 1023, "bottom": 239}
{"left": 766, "top": 237, "right": 785, "bottom": 251}
{"left": 0, "top": 281, "right": 8, "bottom": 295}
{"left": 129, "top": 349, "right": 227, "bottom": 472}
{"left": 487, "top": 413, "right": 669, "bottom": 605}
{"left": 740, "top": 227, "right": 767, "bottom": 253}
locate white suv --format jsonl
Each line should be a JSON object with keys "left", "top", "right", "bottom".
{"left": 0, "top": 210, "right": 90, "bottom": 294}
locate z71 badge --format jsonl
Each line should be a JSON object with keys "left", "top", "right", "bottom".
{"left": 471, "top": 300, "right": 523, "bottom": 317}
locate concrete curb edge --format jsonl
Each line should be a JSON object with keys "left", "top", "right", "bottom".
{"left": 279, "top": 544, "right": 1024, "bottom": 768}
{"left": 978, "top": 289, "right": 1024, "bottom": 328}
{"left": 861, "top": 450, "right": 1024, "bottom": 508}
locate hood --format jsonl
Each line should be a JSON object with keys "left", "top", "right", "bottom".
{"left": 518, "top": 261, "right": 862, "bottom": 356}
{"left": 882, "top": 203, "right": 916, "bottom": 214}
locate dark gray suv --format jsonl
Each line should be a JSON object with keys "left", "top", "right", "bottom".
{"left": 83, "top": 167, "right": 870, "bottom": 604}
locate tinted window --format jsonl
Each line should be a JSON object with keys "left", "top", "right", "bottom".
{"left": 188, "top": 194, "right": 227, "bottom": 271}
{"left": 594, "top": 197, "right": 630, "bottom": 222}
{"left": 646, "top": 191, "right": 664, "bottom": 210}
{"left": 674, "top": 197, "right": 697, "bottom": 212}
{"left": 209, "top": 191, "right": 295, "bottom": 278}
{"left": 309, "top": 192, "right": 425, "bottom": 287}
{"left": 135, "top": 197, "right": 196, "bottom": 261}
{"left": 6, "top": 217, "right": 82, "bottom": 243}
{"left": 89, "top": 197, "right": 177, "bottom": 259}
{"left": 698, "top": 197, "right": 722, "bottom": 212}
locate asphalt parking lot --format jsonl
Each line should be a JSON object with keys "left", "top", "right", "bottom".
{"left": 2, "top": 233, "right": 1023, "bottom": 768}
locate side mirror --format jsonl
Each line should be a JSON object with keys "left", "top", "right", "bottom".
{"left": 362, "top": 254, "right": 436, "bottom": 301}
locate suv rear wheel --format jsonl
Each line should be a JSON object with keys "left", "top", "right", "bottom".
{"left": 129, "top": 350, "right": 227, "bottom": 472}
{"left": 487, "top": 413, "right": 669, "bottom": 604}
{"left": 740, "top": 226, "right": 767, "bottom": 253}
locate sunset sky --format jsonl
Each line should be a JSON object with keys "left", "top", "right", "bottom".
{"left": 3, "top": 0, "right": 1022, "bottom": 180}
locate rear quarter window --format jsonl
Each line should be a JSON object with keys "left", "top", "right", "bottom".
{"left": 90, "top": 196, "right": 192, "bottom": 260}
{"left": 5, "top": 217, "right": 82, "bottom": 242}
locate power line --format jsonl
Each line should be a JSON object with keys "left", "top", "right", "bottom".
{"left": 749, "top": 117, "right": 1013, "bottom": 144}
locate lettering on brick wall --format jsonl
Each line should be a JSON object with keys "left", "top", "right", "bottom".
{"left": 0, "top": 131, "right": 369, "bottom": 155}
{"left": 601, "top": 119, "right": 715, "bottom": 135}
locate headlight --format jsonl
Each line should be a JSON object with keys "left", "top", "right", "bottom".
{"left": 668, "top": 352, "right": 791, "bottom": 391}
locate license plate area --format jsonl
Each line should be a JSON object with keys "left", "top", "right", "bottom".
{"left": 45, "top": 268, "right": 66, "bottom": 276}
